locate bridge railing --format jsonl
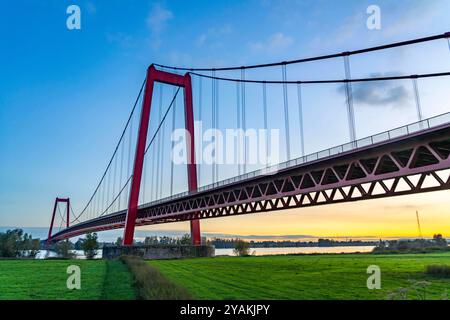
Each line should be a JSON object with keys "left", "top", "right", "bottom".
{"left": 139, "top": 111, "right": 450, "bottom": 210}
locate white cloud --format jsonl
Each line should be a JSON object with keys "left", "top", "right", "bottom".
{"left": 249, "top": 32, "right": 294, "bottom": 55}
{"left": 333, "top": 12, "right": 365, "bottom": 44}
{"left": 383, "top": 1, "right": 446, "bottom": 37}
{"left": 146, "top": 4, "right": 173, "bottom": 49}
{"left": 324, "top": 1, "right": 449, "bottom": 49}
{"left": 147, "top": 4, "right": 173, "bottom": 32}
{"left": 196, "top": 25, "right": 232, "bottom": 47}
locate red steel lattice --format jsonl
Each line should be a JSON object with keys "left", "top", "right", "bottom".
{"left": 48, "top": 123, "right": 450, "bottom": 242}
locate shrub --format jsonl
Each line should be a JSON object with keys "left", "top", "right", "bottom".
{"left": 425, "top": 264, "right": 450, "bottom": 278}
{"left": 120, "top": 255, "right": 192, "bottom": 300}
{"left": 233, "top": 239, "right": 250, "bottom": 256}
{"left": 55, "top": 240, "right": 76, "bottom": 259}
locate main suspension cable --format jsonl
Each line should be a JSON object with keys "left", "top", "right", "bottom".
{"left": 188, "top": 71, "right": 450, "bottom": 84}
{"left": 69, "top": 204, "right": 79, "bottom": 224}
{"left": 144, "top": 87, "right": 181, "bottom": 154}
{"left": 70, "top": 77, "right": 146, "bottom": 223}
{"left": 57, "top": 204, "right": 66, "bottom": 225}
{"left": 99, "top": 176, "right": 132, "bottom": 217}
{"left": 98, "top": 87, "right": 181, "bottom": 217}
{"left": 154, "top": 32, "right": 450, "bottom": 71}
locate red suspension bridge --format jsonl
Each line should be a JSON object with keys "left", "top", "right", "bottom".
{"left": 47, "top": 32, "right": 450, "bottom": 245}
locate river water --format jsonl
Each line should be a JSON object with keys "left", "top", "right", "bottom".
{"left": 35, "top": 250, "right": 102, "bottom": 259}
{"left": 36, "top": 246, "right": 375, "bottom": 259}
{"left": 215, "top": 246, "right": 375, "bottom": 256}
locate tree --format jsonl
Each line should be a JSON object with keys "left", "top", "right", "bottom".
{"left": 55, "top": 240, "right": 75, "bottom": 259}
{"left": 144, "top": 236, "right": 158, "bottom": 245}
{"left": 233, "top": 239, "right": 250, "bottom": 256}
{"left": 74, "top": 238, "right": 84, "bottom": 250}
{"left": 0, "top": 229, "right": 41, "bottom": 258}
{"left": 0, "top": 229, "right": 23, "bottom": 257}
{"left": 433, "top": 234, "right": 447, "bottom": 247}
{"left": 21, "top": 233, "right": 40, "bottom": 258}
{"left": 180, "top": 233, "right": 191, "bottom": 245}
{"left": 115, "top": 237, "right": 123, "bottom": 246}
{"left": 81, "top": 233, "right": 99, "bottom": 259}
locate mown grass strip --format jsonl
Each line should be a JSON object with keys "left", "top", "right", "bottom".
{"left": 120, "top": 255, "right": 192, "bottom": 300}
{"left": 101, "top": 260, "right": 137, "bottom": 300}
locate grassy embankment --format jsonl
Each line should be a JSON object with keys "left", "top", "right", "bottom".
{"left": 120, "top": 255, "right": 192, "bottom": 299}
{"left": 149, "top": 252, "right": 450, "bottom": 300}
{"left": 0, "top": 259, "right": 136, "bottom": 300}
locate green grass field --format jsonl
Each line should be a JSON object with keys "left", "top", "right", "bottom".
{"left": 0, "top": 259, "right": 136, "bottom": 300}
{"left": 2, "top": 253, "right": 450, "bottom": 300}
{"left": 149, "top": 253, "right": 450, "bottom": 300}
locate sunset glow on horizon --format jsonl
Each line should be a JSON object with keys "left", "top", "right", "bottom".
{"left": 139, "top": 190, "right": 450, "bottom": 240}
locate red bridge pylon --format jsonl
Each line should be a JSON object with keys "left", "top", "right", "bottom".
{"left": 47, "top": 197, "right": 70, "bottom": 243}
{"left": 123, "top": 65, "right": 201, "bottom": 246}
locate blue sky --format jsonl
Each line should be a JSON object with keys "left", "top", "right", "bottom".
{"left": 1, "top": 0, "right": 450, "bottom": 240}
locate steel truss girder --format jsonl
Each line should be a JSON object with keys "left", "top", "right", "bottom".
{"left": 49, "top": 125, "right": 450, "bottom": 241}
{"left": 139, "top": 132, "right": 450, "bottom": 223}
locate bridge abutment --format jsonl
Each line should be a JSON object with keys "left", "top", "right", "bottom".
{"left": 103, "top": 244, "right": 214, "bottom": 260}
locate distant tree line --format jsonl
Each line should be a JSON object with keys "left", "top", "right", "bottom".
{"left": 108, "top": 236, "right": 378, "bottom": 249}
{"left": 209, "top": 238, "right": 378, "bottom": 249}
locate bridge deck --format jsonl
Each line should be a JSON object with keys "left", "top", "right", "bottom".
{"left": 49, "top": 113, "right": 450, "bottom": 241}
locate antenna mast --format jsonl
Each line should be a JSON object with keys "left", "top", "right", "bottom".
{"left": 416, "top": 210, "right": 423, "bottom": 239}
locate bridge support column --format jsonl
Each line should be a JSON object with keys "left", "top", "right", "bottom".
{"left": 123, "top": 65, "right": 201, "bottom": 245}
{"left": 184, "top": 73, "right": 201, "bottom": 245}
{"left": 47, "top": 197, "right": 70, "bottom": 243}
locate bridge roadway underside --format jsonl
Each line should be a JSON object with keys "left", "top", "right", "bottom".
{"left": 50, "top": 123, "right": 450, "bottom": 242}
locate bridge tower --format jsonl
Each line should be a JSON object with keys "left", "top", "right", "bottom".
{"left": 47, "top": 197, "right": 70, "bottom": 243}
{"left": 122, "top": 65, "right": 201, "bottom": 246}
